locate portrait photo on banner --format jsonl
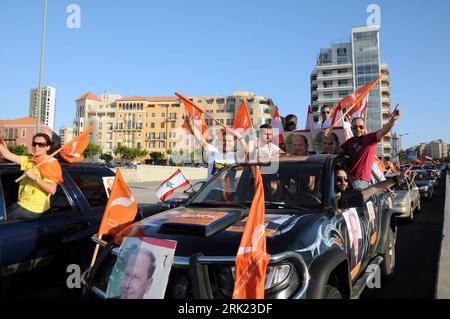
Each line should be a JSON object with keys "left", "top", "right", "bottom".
{"left": 283, "top": 127, "right": 346, "bottom": 155}
{"left": 105, "top": 237, "right": 177, "bottom": 299}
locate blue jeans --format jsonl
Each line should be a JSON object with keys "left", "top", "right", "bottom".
{"left": 7, "top": 203, "right": 40, "bottom": 221}
{"left": 353, "top": 179, "right": 370, "bottom": 190}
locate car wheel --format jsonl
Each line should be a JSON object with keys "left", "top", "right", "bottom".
{"left": 409, "top": 204, "right": 414, "bottom": 222}
{"left": 382, "top": 227, "right": 396, "bottom": 279}
{"left": 324, "top": 285, "right": 342, "bottom": 299}
{"left": 415, "top": 200, "right": 421, "bottom": 214}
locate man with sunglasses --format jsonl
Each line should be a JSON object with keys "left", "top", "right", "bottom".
{"left": 334, "top": 169, "right": 349, "bottom": 202}
{"left": 319, "top": 105, "right": 333, "bottom": 129}
{"left": 336, "top": 107, "right": 401, "bottom": 189}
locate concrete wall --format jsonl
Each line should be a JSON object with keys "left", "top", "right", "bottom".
{"left": 116, "top": 165, "right": 207, "bottom": 183}
{"left": 437, "top": 171, "right": 450, "bottom": 298}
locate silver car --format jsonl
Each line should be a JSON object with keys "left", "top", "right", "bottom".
{"left": 391, "top": 177, "right": 421, "bottom": 221}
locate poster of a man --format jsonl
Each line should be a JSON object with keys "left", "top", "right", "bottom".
{"left": 343, "top": 209, "right": 363, "bottom": 270}
{"left": 106, "top": 237, "right": 177, "bottom": 299}
{"left": 102, "top": 176, "right": 115, "bottom": 198}
{"left": 283, "top": 131, "right": 312, "bottom": 155}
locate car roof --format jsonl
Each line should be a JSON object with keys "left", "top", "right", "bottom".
{"left": 0, "top": 160, "right": 112, "bottom": 171}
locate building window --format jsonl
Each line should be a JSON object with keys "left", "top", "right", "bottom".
{"left": 21, "top": 129, "right": 26, "bottom": 137}
{"left": 339, "top": 91, "right": 348, "bottom": 98}
{"left": 323, "top": 81, "right": 333, "bottom": 88}
{"left": 324, "top": 93, "right": 333, "bottom": 99}
{"left": 322, "top": 70, "right": 332, "bottom": 76}
{"left": 161, "top": 123, "right": 165, "bottom": 129}
{"left": 151, "top": 123, "right": 155, "bottom": 128}
{"left": 338, "top": 79, "right": 348, "bottom": 87}
{"left": 152, "top": 113, "right": 155, "bottom": 117}
{"left": 338, "top": 69, "right": 347, "bottom": 74}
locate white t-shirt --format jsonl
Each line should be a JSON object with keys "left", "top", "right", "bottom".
{"left": 257, "top": 143, "right": 281, "bottom": 158}
{"left": 205, "top": 144, "right": 236, "bottom": 180}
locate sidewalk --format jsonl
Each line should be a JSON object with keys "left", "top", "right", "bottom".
{"left": 437, "top": 171, "right": 450, "bottom": 298}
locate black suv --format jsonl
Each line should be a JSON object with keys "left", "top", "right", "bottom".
{"left": 82, "top": 155, "right": 397, "bottom": 299}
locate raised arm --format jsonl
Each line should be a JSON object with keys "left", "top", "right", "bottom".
{"left": 376, "top": 105, "right": 400, "bottom": 140}
{"left": 360, "top": 175, "right": 403, "bottom": 199}
{"left": 187, "top": 118, "right": 209, "bottom": 150}
{"left": 0, "top": 139, "right": 21, "bottom": 164}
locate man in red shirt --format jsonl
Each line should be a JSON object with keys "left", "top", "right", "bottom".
{"left": 331, "top": 107, "right": 400, "bottom": 189}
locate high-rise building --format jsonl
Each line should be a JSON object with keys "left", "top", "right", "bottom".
{"left": 29, "top": 86, "right": 56, "bottom": 130}
{"left": 310, "top": 25, "right": 390, "bottom": 157}
{"left": 74, "top": 91, "right": 276, "bottom": 156}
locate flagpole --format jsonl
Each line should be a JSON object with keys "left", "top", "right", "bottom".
{"left": 90, "top": 235, "right": 102, "bottom": 267}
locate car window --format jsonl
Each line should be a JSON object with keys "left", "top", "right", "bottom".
{"left": 48, "top": 185, "right": 73, "bottom": 213}
{"left": 68, "top": 171, "right": 110, "bottom": 208}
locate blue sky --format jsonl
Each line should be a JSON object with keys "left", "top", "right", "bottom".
{"left": 0, "top": 0, "right": 449, "bottom": 149}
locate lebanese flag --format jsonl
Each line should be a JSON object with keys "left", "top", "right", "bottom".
{"left": 305, "top": 105, "right": 314, "bottom": 130}
{"left": 233, "top": 166, "right": 270, "bottom": 299}
{"left": 271, "top": 108, "right": 285, "bottom": 150}
{"left": 98, "top": 169, "right": 138, "bottom": 237}
{"left": 155, "top": 169, "right": 190, "bottom": 201}
{"left": 232, "top": 100, "right": 252, "bottom": 132}
{"left": 331, "top": 77, "right": 380, "bottom": 126}
{"left": 59, "top": 127, "right": 92, "bottom": 163}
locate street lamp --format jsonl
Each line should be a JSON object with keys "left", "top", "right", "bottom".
{"left": 36, "top": 0, "right": 48, "bottom": 133}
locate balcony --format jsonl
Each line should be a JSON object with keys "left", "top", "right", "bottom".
{"left": 316, "top": 73, "right": 353, "bottom": 81}
{"left": 317, "top": 85, "right": 354, "bottom": 92}
{"left": 316, "top": 63, "right": 352, "bottom": 70}
{"left": 114, "top": 125, "right": 142, "bottom": 132}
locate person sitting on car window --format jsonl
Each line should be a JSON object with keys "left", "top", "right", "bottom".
{"left": 335, "top": 169, "right": 350, "bottom": 203}
{"left": 264, "top": 175, "right": 284, "bottom": 202}
{"left": 0, "top": 133, "right": 63, "bottom": 221}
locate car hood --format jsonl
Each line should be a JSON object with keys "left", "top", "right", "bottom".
{"left": 114, "top": 206, "right": 322, "bottom": 257}
{"left": 414, "top": 180, "right": 430, "bottom": 186}
{"left": 393, "top": 191, "right": 408, "bottom": 201}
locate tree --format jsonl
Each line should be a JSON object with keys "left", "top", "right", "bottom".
{"left": 7, "top": 144, "right": 28, "bottom": 156}
{"left": 115, "top": 145, "right": 148, "bottom": 162}
{"left": 150, "top": 151, "right": 164, "bottom": 161}
{"left": 83, "top": 142, "right": 101, "bottom": 159}
{"left": 100, "top": 153, "right": 113, "bottom": 163}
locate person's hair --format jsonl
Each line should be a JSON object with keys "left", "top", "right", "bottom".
{"left": 129, "top": 249, "right": 156, "bottom": 279}
{"left": 351, "top": 117, "right": 366, "bottom": 125}
{"left": 32, "top": 133, "right": 53, "bottom": 154}
{"left": 330, "top": 132, "right": 339, "bottom": 143}
{"left": 259, "top": 124, "right": 271, "bottom": 129}
{"left": 293, "top": 134, "right": 308, "bottom": 145}
{"left": 321, "top": 105, "right": 331, "bottom": 111}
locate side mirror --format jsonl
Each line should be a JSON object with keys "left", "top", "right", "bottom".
{"left": 339, "top": 190, "right": 365, "bottom": 209}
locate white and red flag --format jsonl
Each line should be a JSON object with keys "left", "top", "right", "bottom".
{"left": 305, "top": 105, "right": 314, "bottom": 130}
{"left": 155, "top": 169, "right": 190, "bottom": 201}
{"left": 271, "top": 108, "right": 285, "bottom": 148}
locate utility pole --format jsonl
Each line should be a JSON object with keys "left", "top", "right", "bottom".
{"left": 36, "top": 0, "right": 48, "bottom": 133}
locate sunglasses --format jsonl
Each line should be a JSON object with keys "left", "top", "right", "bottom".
{"left": 32, "top": 142, "right": 47, "bottom": 148}
{"left": 322, "top": 111, "right": 331, "bottom": 115}
{"left": 336, "top": 177, "right": 348, "bottom": 182}
{"left": 324, "top": 142, "right": 334, "bottom": 146}
{"left": 352, "top": 125, "right": 365, "bottom": 130}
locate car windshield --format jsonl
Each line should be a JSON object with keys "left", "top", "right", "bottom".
{"left": 393, "top": 181, "right": 409, "bottom": 191}
{"left": 190, "top": 163, "right": 324, "bottom": 209}
{"left": 414, "top": 172, "right": 429, "bottom": 181}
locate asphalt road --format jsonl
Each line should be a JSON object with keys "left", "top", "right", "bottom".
{"left": 362, "top": 173, "right": 447, "bottom": 299}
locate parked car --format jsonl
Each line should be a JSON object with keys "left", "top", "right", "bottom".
{"left": 412, "top": 170, "right": 434, "bottom": 199}
{"left": 162, "top": 180, "right": 207, "bottom": 208}
{"left": 391, "top": 176, "right": 421, "bottom": 221}
{"left": 0, "top": 161, "right": 156, "bottom": 298}
{"left": 82, "top": 155, "right": 398, "bottom": 299}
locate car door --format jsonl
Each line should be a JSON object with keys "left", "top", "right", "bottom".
{"left": 410, "top": 180, "right": 420, "bottom": 208}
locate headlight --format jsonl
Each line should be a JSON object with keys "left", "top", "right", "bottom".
{"left": 265, "top": 264, "right": 292, "bottom": 289}
{"left": 231, "top": 264, "right": 292, "bottom": 290}
{"left": 420, "top": 186, "right": 428, "bottom": 191}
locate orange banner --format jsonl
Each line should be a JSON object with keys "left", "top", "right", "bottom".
{"left": 59, "top": 127, "right": 92, "bottom": 163}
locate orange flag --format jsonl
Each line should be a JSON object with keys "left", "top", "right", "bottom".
{"left": 98, "top": 169, "right": 138, "bottom": 237}
{"left": 231, "top": 100, "right": 252, "bottom": 131}
{"left": 32, "top": 156, "right": 63, "bottom": 184}
{"left": 386, "top": 161, "right": 398, "bottom": 174}
{"left": 233, "top": 166, "right": 270, "bottom": 299}
{"left": 175, "top": 92, "right": 204, "bottom": 119}
{"left": 373, "top": 155, "right": 386, "bottom": 173}
{"left": 59, "top": 127, "right": 92, "bottom": 163}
